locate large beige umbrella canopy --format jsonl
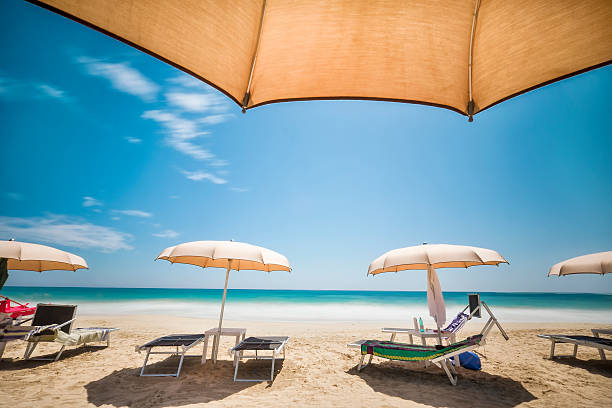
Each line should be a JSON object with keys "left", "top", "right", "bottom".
{"left": 156, "top": 240, "right": 290, "bottom": 362}
{"left": 548, "top": 251, "right": 612, "bottom": 277}
{"left": 368, "top": 243, "right": 508, "bottom": 336}
{"left": 28, "top": 0, "right": 611, "bottom": 121}
{"left": 0, "top": 239, "right": 88, "bottom": 290}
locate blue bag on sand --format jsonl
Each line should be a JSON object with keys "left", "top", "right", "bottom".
{"left": 451, "top": 351, "right": 481, "bottom": 370}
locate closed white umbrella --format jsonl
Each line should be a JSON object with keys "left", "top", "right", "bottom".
{"left": 368, "top": 243, "right": 508, "bottom": 339}
{"left": 156, "top": 240, "right": 291, "bottom": 363}
{"left": 0, "top": 239, "right": 88, "bottom": 290}
{"left": 548, "top": 251, "right": 612, "bottom": 276}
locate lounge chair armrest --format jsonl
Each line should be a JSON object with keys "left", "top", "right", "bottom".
{"left": 45, "top": 318, "right": 76, "bottom": 332}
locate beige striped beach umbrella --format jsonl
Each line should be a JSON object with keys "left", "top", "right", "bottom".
{"left": 548, "top": 251, "right": 612, "bottom": 276}
{"left": 156, "top": 240, "right": 291, "bottom": 363}
{"left": 0, "top": 239, "right": 88, "bottom": 290}
{"left": 368, "top": 243, "right": 508, "bottom": 337}
{"left": 27, "top": 0, "right": 611, "bottom": 121}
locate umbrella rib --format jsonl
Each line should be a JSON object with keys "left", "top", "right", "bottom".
{"left": 467, "top": 0, "right": 481, "bottom": 122}
{"left": 242, "top": 0, "right": 267, "bottom": 111}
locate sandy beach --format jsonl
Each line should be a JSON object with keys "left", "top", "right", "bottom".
{"left": 1, "top": 316, "right": 610, "bottom": 408}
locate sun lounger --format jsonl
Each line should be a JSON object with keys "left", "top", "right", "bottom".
{"left": 23, "top": 304, "right": 118, "bottom": 361}
{"left": 348, "top": 334, "right": 483, "bottom": 385}
{"left": 136, "top": 334, "right": 205, "bottom": 377}
{"left": 231, "top": 336, "right": 289, "bottom": 382}
{"left": 538, "top": 333, "right": 612, "bottom": 360}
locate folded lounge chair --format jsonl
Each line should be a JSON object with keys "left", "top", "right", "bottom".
{"left": 136, "top": 334, "right": 205, "bottom": 377}
{"left": 231, "top": 336, "right": 289, "bottom": 382}
{"left": 23, "top": 304, "right": 119, "bottom": 361}
{"left": 348, "top": 334, "right": 484, "bottom": 385}
{"left": 538, "top": 331, "right": 612, "bottom": 360}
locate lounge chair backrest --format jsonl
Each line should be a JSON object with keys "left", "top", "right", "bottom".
{"left": 468, "top": 293, "right": 481, "bottom": 318}
{"left": 32, "top": 304, "right": 77, "bottom": 334}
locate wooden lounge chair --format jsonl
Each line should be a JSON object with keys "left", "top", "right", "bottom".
{"left": 231, "top": 336, "right": 289, "bottom": 382}
{"left": 23, "top": 304, "right": 118, "bottom": 361}
{"left": 136, "top": 334, "right": 205, "bottom": 377}
{"left": 538, "top": 329, "right": 612, "bottom": 360}
{"left": 348, "top": 335, "right": 484, "bottom": 385}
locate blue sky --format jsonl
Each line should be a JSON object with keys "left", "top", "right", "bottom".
{"left": 1, "top": 1, "right": 611, "bottom": 293}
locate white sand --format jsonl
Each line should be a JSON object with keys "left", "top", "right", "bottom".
{"left": 1, "top": 316, "right": 611, "bottom": 407}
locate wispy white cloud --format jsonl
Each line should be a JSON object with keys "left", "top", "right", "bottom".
{"left": 210, "top": 159, "right": 229, "bottom": 167}
{"left": 4, "top": 192, "right": 23, "bottom": 201}
{"left": 114, "top": 209, "right": 153, "bottom": 218}
{"left": 165, "top": 91, "right": 230, "bottom": 114}
{"left": 199, "top": 114, "right": 233, "bottom": 125}
{"left": 36, "top": 84, "right": 66, "bottom": 99}
{"left": 142, "top": 110, "right": 214, "bottom": 160}
{"left": 167, "top": 75, "right": 206, "bottom": 89}
{"left": 0, "top": 215, "right": 132, "bottom": 252}
{"left": 230, "top": 187, "right": 249, "bottom": 193}
{"left": 181, "top": 170, "right": 227, "bottom": 184}
{"left": 82, "top": 196, "right": 103, "bottom": 208}
{"left": 0, "top": 75, "right": 71, "bottom": 103}
{"left": 125, "top": 136, "right": 142, "bottom": 144}
{"left": 152, "top": 229, "right": 179, "bottom": 238}
{"left": 77, "top": 56, "right": 159, "bottom": 102}
{"left": 168, "top": 195, "right": 180, "bottom": 199}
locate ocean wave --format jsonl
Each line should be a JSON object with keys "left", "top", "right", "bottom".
{"left": 74, "top": 300, "right": 611, "bottom": 324}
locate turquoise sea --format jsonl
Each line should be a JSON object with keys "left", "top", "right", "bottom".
{"left": 2, "top": 287, "right": 611, "bottom": 323}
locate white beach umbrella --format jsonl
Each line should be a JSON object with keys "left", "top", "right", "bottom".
{"left": 548, "top": 251, "right": 612, "bottom": 277}
{"left": 0, "top": 239, "right": 88, "bottom": 290}
{"left": 368, "top": 243, "right": 508, "bottom": 336}
{"left": 156, "top": 240, "right": 291, "bottom": 362}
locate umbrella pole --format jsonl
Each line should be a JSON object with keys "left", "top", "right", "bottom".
{"left": 212, "top": 264, "right": 232, "bottom": 366}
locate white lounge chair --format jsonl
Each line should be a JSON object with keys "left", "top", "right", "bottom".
{"left": 538, "top": 329, "right": 612, "bottom": 360}
{"left": 231, "top": 336, "right": 289, "bottom": 382}
{"left": 23, "top": 304, "right": 118, "bottom": 361}
{"left": 383, "top": 294, "right": 508, "bottom": 345}
{"left": 136, "top": 334, "right": 205, "bottom": 377}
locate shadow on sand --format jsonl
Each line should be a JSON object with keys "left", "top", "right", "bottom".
{"left": 85, "top": 356, "right": 284, "bottom": 407}
{"left": 0, "top": 345, "right": 108, "bottom": 370}
{"left": 550, "top": 357, "right": 612, "bottom": 378}
{"left": 347, "top": 360, "right": 536, "bottom": 408}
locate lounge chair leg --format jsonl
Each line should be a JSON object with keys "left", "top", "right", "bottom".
{"left": 572, "top": 344, "right": 578, "bottom": 358}
{"left": 24, "top": 342, "right": 38, "bottom": 359}
{"left": 175, "top": 351, "right": 186, "bottom": 378}
{"left": 441, "top": 359, "right": 458, "bottom": 386}
{"left": 390, "top": 332, "right": 396, "bottom": 342}
{"left": 54, "top": 345, "right": 66, "bottom": 361}
{"left": 139, "top": 348, "right": 151, "bottom": 376}
{"left": 270, "top": 354, "right": 276, "bottom": 381}
{"left": 0, "top": 341, "right": 6, "bottom": 359}
{"left": 550, "top": 340, "right": 556, "bottom": 359}
{"left": 598, "top": 349, "right": 606, "bottom": 360}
